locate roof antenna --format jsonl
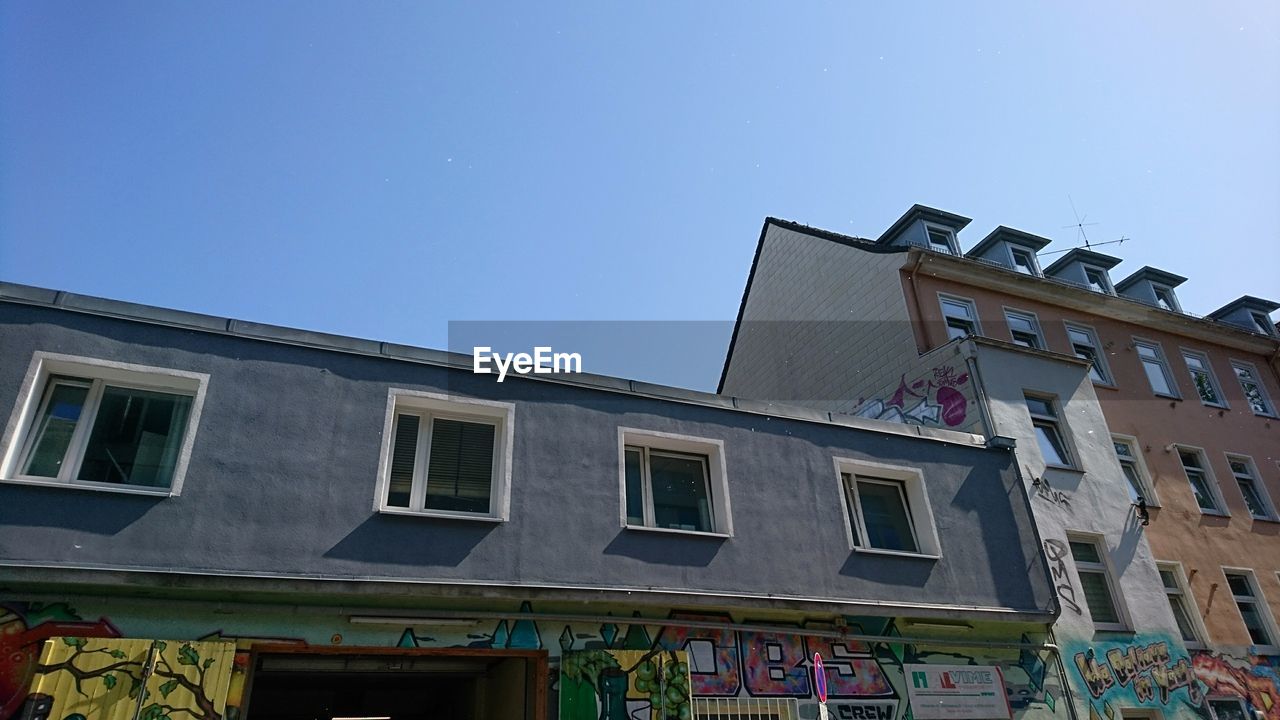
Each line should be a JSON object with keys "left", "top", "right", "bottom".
{"left": 1040, "top": 196, "right": 1129, "bottom": 257}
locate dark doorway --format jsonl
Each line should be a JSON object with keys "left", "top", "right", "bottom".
{"left": 246, "top": 652, "right": 539, "bottom": 720}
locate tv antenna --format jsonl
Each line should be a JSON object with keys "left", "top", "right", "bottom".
{"left": 1040, "top": 196, "right": 1129, "bottom": 257}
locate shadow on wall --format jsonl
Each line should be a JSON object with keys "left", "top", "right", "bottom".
{"left": 602, "top": 530, "right": 724, "bottom": 567}
{"left": 952, "top": 463, "right": 1048, "bottom": 611}
{"left": 838, "top": 550, "right": 937, "bottom": 586}
{"left": 0, "top": 485, "right": 161, "bottom": 535}
{"left": 323, "top": 513, "right": 498, "bottom": 567}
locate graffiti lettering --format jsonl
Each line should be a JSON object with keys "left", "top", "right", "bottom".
{"left": 1034, "top": 479, "right": 1071, "bottom": 509}
{"left": 854, "top": 365, "right": 973, "bottom": 430}
{"left": 805, "top": 636, "right": 895, "bottom": 699}
{"left": 739, "top": 630, "right": 810, "bottom": 696}
{"left": 1043, "top": 539, "right": 1083, "bottom": 615}
{"left": 1072, "top": 641, "right": 1200, "bottom": 709}
{"left": 1195, "top": 651, "right": 1280, "bottom": 720}
{"left": 834, "top": 702, "right": 899, "bottom": 720}
{"left": 653, "top": 615, "right": 741, "bottom": 696}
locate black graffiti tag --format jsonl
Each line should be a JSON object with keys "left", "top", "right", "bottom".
{"left": 1043, "top": 539, "right": 1082, "bottom": 615}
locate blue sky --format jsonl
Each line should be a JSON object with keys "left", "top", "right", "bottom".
{"left": 2, "top": 2, "right": 1277, "bottom": 390}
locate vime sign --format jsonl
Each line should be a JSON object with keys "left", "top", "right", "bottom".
{"left": 473, "top": 346, "right": 583, "bottom": 382}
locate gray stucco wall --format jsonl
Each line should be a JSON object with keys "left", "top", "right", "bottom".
{"left": 0, "top": 302, "right": 1052, "bottom": 615}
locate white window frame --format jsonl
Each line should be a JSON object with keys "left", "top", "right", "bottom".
{"left": 923, "top": 223, "right": 958, "bottom": 255}
{"left": 1231, "top": 360, "right": 1277, "bottom": 417}
{"left": 1133, "top": 339, "right": 1180, "bottom": 399}
{"left": 1112, "top": 434, "right": 1157, "bottom": 505}
{"left": 1064, "top": 322, "right": 1113, "bottom": 385}
{"left": 1066, "top": 532, "right": 1131, "bottom": 631}
{"left": 1225, "top": 454, "right": 1276, "bottom": 521}
{"left": 1007, "top": 246, "right": 1040, "bottom": 276}
{"left": 1152, "top": 285, "right": 1181, "bottom": 313}
{"left": 1156, "top": 561, "right": 1206, "bottom": 648}
{"left": 1221, "top": 568, "right": 1280, "bottom": 652}
{"left": 1208, "top": 697, "right": 1250, "bottom": 720}
{"left": 0, "top": 352, "right": 209, "bottom": 497}
{"left": 1083, "top": 265, "right": 1114, "bottom": 294}
{"left": 1176, "top": 445, "right": 1229, "bottom": 516}
{"left": 1003, "top": 307, "right": 1045, "bottom": 349}
{"left": 1181, "top": 348, "right": 1228, "bottom": 409}
{"left": 617, "top": 427, "right": 733, "bottom": 537}
{"left": 373, "top": 389, "right": 514, "bottom": 521}
{"left": 1024, "top": 392, "right": 1077, "bottom": 470}
{"left": 1250, "top": 311, "right": 1276, "bottom": 337}
{"left": 833, "top": 457, "right": 941, "bottom": 559}
{"left": 938, "top": 294, "right": 981, "bottom": 341}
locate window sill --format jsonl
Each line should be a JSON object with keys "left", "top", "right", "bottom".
{"left": 1091, "top": 381, "right": 1119, "bottom": 391}
{"left": 1249, "top": 515, "right": 1280, "bottom": 525}
{"left": 1043, "top": 464, "right": 1084, "bottom": 475}
{"left": 1093, "top": 625, "right": 1134, "bottom": 634}
{"left": 852, "top": 546, "right": 940, "bottom": 561}
{"left": 1199, "top": 402, "right": 1230, "bottom": 410}
{"left": 378, "top": 507, "right": 506, "bottom": 523}
{"left": 1251, "top": 412, "right": 1279, "bottom": 420}
{"left": 1198, "top": 509, "right": 1232, "bottom": 519}
{"left": 624, "top": 524, "right": 731, "bottom": 539}
{"left": 1154, "top": 393, "right": 1182, "bottom": 401}
{"left": 1, "top": 475, "right": 175, "bottom": 497}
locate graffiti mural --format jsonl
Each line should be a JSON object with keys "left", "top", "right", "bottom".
{"left": 561, "top": 649, "right": 691, "bottom": 720}
{"left": 854, "top": 364, "right": 976, "bottom": 432}
{"left": 1, "top": 598, "right": 1067, "bottom": 720}
{"left": 1066, "top": 637, "right": 1208, "bottom": 720}
{"left": 1195, "top": 651, "right": 1280, "bottom": 720}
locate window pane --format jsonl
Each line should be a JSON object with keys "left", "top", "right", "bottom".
{"left": 1141, "top": 357, "right": 1174, "bottom": 396}
{"left": 1024, "top": 396, "right": 1054, "bottom": 417}
{"left": 857, "top": 480, "right": 918, "bottom": 553}
{"left": 1185, "top": 470, "right": 1219, "bottom": 511}
{"left": 1168, "top": 594, "right": 1199, "bottom": 643}
{"left": 1033, "top": 422, "right": 1070, "bottom": 466}
{"left": 1238, "top": 479, "right": 1269, "bottom": 518}
{"left": 841, "top": 473, "right": 861, "bottom": 547}
{"left": 1211, "top": 701, "right": 1248, "bottom": 720}
{"left": 386, "top": 414, "right": 418, "bottom": 508}
{"left": 624, "top": 447, "right": 644, "bottom": 525}
{"left": 1078, "top": 571, "right": 1120, "bottom": 624}
{"left": 1086, "top": 270, "right": 1109, "bottom": 293}
{"left": 1235, "top": 366, "right": 1275, "bottom": 415}
{"left": 1120, "top": 463, "right": 1144, "bottom": 502}
{"left": 1237, "top": 602, "right": 1274, "bottom": 645}
{"left": 927, "top": 229, "right": 953, "bottom": 253}
{"left": 1068, "top": 541, "right": 1103, "bottom": 564}
{"left": 1227, "top": 575, "right": 1253, "bottom": 598}
{"left": 649, "top": 452, "right": 712, "bottom": 532}
{"left": 1190, "top": 369, "right": 1220, "bottom": 404}
{"left": 424, "top": 418, "right": 495, "bottom": 513}
{"left": 1159, "top": 569, "right": 1178, "bottom": 590}
{"left": 1012, "top": 251, "right": 1035, "bottom": 274}
{"left": 77, "top": 386, "right": 192, "bottom": 487}
{"left": 22, "top": 381, "right": 90, "bottom": 478}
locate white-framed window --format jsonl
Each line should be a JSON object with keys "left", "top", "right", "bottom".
{"left": 1084, "top": 266, "right": 1114, "bottom": 294}
{"left": 1208, "top": 697, "right": 1250, "bottom": 720}
{"left": 1067, "top": 534, "right": 1127, "bottom": 630}
{"left": 1112, "top": 435, "right": 1154, "bottom": 504}
{"left": 925, "top": 224, "right": 958, "bottom": 255}
{"left": 1065, "top": 323, "right": 1112, "bottom": 384}
{"left": 619, "top": 428, "right": 732, "bottom": 536}
{"left": 1152, "top": 285, "right": 1181, "bottom": 313}
{"left": 1134, "top": 340, "right": 1179, "bottom": 398}
{"left": 834, "top": 457, "right": 941, "bottom": 558}
{"left": 1004, "top": 308, "right": 1044, "bottom": 349}
{"left": 1010, "top": 247, "right": 1040, "bottom": 276}
{"left": 1024, "top": 394, "right": 1075, "bottom": 469}
{"left": 374, "top": 390, "right": 514, "bottom": 521}
{"left": 1227, "top": 455, "right": 1275, "bottom": 521}
{"left": 1177, "top": 446, "right": 1226, "bottom": 514}
{"left": 0, "top": 353, "right": 208, "bottom": 496}
{"left": 1182, "top": 349, "right": 1227, "bottom": 408}
{"left": 1231, "top": 361, "right": 1277, "bottom": 417}
{"left": 1157, "top": 562, "right": 1204, "bottom": 646}
{"left": 1250, "top": 311, "right": 1277, "bottom": 337}
{"left": 1222, "top": 569, "right": 1279, "bottom": 649}
{"left": 939, "top": 295, "right": 980, "bottom": 341}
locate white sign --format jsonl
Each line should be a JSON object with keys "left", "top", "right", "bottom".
{"left": 472, "top": 346, "right": 582, "bottom": 382}
{"left": 905, "top": 664, "right": 1011, "bottom": 720}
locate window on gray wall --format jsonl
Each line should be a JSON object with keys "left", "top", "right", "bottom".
{"left": 926, "top": 226, "right": 957, "bottom": 255}
{"left": 1025, "top": 394, "right": 1074, "bottom": 468}
{"left": 1010, "top": 248, "right": 1039, "bottom": 275}
{"left": 625, "top": 446, "right": 714, "bottom": 533}
{"left": 1068, "top": 537, "right": 1125, "bottom": 629}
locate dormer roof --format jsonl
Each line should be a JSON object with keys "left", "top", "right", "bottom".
{"left": 965, "top": 226, "right": 1053, "bottom": 258}
{"left": 1115, "top": 266, "right": 1188, "bottom": 293}
{"left": 1042, "top": 248, "right": 1123, "bottom": 275}
{"left": 876, "top": 204, "right": 972, "bottom": 245}
{"left": 1208, "top": 295, "right": 1280, "bottom": 319}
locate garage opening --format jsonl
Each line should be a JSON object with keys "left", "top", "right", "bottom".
{"left": 245, "top": 651, "right": 543, "bottom": 720}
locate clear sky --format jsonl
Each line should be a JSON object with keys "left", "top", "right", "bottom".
{"left": 2, "top": 2, "right": 1277, "bottom": 390}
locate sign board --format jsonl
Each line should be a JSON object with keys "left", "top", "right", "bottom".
{"left": 814, "top": 652, "right": 828, "bottom": 703}
{"left": 904, "top": 664, "right": 1011, "bottom": 720}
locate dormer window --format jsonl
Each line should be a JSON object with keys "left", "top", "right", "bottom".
{"left": 1010, "top": 248, "right": 1038, "bottom": 275}
{"left": 1153, "top": 285, "right": 1180, "bottom": 312}
{"left": 1251, "top": 311, "right": 1276, "bottom": 336}
{"left": 1207, "top": 296, "right": 1280, "bottom": 336}
{"left": 926, "top": 226, "right": 957, "bottom": 255}
{"left": 1084, "top": 267, "right": 1113, "bottom": 294}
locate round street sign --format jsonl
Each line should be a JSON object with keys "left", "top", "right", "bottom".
{"left": 814, "top": 652, "right": 827, "bottom": 703}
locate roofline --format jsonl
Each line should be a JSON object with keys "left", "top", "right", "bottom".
{"left": 965, "top": 226, "right": 1053, "bottom": 258}
{"left": 1114, "top": 266, "right": 1188, "bottom": 291}
{"left": 0, "top": 280, "right": 989, "bottom": 449}
{"left": 1207, "top": 295, "right": 1280, "bottom": 318}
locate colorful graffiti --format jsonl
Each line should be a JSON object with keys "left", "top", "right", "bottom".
{"left": 0, "top": 604, "right": 121, "bottom": 720}
{"left": 561, "top": 649, "right": 691, "bottom": 720}
{"left": 1043, "top": 539, "right": 1083, "bottom": 616}
{"left": 1067, "top": 637, "right": 1207, "bottom": 720}
{"left": 854, "top": 364, "right": 974, "bottom": 430}
{"left": 1195, "top": 651, "right": 1280, "bottom": 720}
